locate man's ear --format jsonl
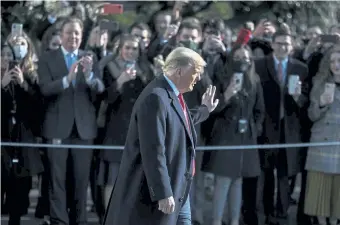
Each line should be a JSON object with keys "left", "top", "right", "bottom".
{"left": 177, "top": 68, "right": 182, "bottom": 77}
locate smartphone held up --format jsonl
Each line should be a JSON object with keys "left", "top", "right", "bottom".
{"left": 288, "top": 75, "right": 301, "bottom": 96}
{"left": 99, "top": 19, "right": 119, "bottom": 32}
{"left": 233, "top": 73, "right": 244, "bottom": 93}
{"left": 11, "top": 23, "right": 23, "bottom": 37}
{"left": 324, "top": 82, "right": 336, "bottom": 103}
{"left": 101, "top": 4, "right": 123, "bottom": 15}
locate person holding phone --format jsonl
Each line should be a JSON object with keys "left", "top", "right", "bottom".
{"left": 304, "top": 44, "right": 340, "bottom": 225}
{"left": 249, "top": 18, "right": 276, "bottom": 58}
{"left": 201, "top": 45, "right": 265, "bottom": 225}
{"left": 96, "top": 34, "right": 154, "bottom": 218}
{"left": 254, "top": 27, "right": 309, "bottom": 225}
{"left": 86, "top": 25, "right": 109, "bottom": 60}
{"left": 130, "top": 22, "right": 152, "bottom": 51}
{"left": 1, "top": 36, "right": 44, "bottom": 225}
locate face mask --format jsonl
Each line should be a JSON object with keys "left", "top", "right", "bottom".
{"left": 178, "top": 40, "right": 198, "bottom": 51}
{"left": 302, "top": 38, "right": 310, "bottom": 45}
{"left": 13, "top": 45, "right": 28, "bottom": 60}
{"left": 262, "top": 33, "right": 273, "bottom": 43}
{"left": 233, "top": 60, "right": 251, "bottom": 73}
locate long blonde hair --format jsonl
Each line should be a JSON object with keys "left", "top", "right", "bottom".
{"left": 6, "top": 32, "right": 38, "bottom": 82}
{"left": 313, "top": 44, "right": 340, "bottom": 86}
{"left": 309, "top": 44, "right": 340, "bottom": 116}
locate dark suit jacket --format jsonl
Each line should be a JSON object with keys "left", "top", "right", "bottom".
{"left": 103, "top": 75, "right": 210, "bottom": 225}
{"left": 255, "top": 54, "right": 309, "bottom": 176}
{"left": 38, "top": 48, "right": 103, "bottom": 140}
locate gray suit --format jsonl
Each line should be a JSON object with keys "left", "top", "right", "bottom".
{"left": 38, "top": 48, "right": 104, "bottom": 225}
{"left": 103, "top": 75, "right": 210, "bottom": 225}
{"left": 38, "top": 48, "right": 103, "bottom": 140}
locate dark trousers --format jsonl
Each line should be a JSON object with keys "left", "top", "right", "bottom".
{"left": 297, "top": 148, "right": 313, "bottom": 225}
{"left": 2, "top": 171, "right": 32, "bottom": 224}
{"left": 35, "top": 150, "right": 50, "bottom": 219}
{"left": 89, "top": 153, "right": 104, "bottom": 223}
{"left": 47, "top": 129, "right": 93, "bottom": 225}
{"left": 289, "top": 175, "right": 296, "bottom": 197}
{"left": 242, "top": 177, "right": 260, "bottom": 225}
{"left": 261, "top": 168, "right": 289, "bottom": 224}
{"left": 260, "top": 122, "right": 289, "bottom": 225}
{"left": 90, "top": 127, "right": 106, "bottom": 222}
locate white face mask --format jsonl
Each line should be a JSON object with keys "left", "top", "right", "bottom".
{"left": 13, "top": 45, "right": 28, "bottom": 60}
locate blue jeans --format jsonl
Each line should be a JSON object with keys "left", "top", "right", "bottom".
{"left": 212, "top": 176, "right": 242, "bottom": 221}
{"left": 190, "top": 169, "right": 205, "bottom": 224}
{"left": 177, "top": 197, "right": 191, "bottom": 225}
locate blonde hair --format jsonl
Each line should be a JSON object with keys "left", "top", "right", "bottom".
{"left": 308, "top": 44, "right": 340, "bottom": 121}
{"left": 313, "top": 44, "right": 340, "bottom": 85}
{"left": 7, "top": 33, "right": 37, "bottom": 80}
{"left": 163, "top": 47, "right": 206, "bottom": 76}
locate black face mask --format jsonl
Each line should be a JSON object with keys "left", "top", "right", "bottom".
{"left": 302, "top": 38, "right": 310, "bottom": 45}
{"left": 233, "top": 60, "right": 251, "bottom": 73}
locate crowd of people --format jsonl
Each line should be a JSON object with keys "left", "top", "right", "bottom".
{"left": 1, "top": 2, "right": 340, "bottom": 225}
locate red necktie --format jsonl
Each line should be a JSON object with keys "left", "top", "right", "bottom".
{"left": 178, "top": 94, "right": 195, "bottom": 176}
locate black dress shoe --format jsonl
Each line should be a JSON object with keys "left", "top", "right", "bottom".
{"left": 40, "top": 221, "right": 51, "bottom": 225}
{"left": 296, "top": 215, "right": 313, "bottom": 225}
{"left": 1, "top": 205, "right": 8, "bottom": 215}
{"left": 192, "top": 220, "right": 201, "bottom": 225}
{"left": 289, "top": 196, "right": 297, "bottom": 205}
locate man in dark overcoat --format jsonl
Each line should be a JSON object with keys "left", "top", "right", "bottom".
{"left": 102, "top": 47, "right": 219, "bottom": 225}
{"left": 254, "top": 28, "right": 309, "bottom": 225}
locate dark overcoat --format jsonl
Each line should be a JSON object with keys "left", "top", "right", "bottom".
{"left": 202, "top": 75, "right": 265, "bottom": 178}
{"left": 99, "top": 55, "right": 154, "bottom": 163}
{"left": 102, "top": 75, "right": 210, "bottom": 225}
{"left": 255, "top": 55, "right": 309, "bottom": 176}
{"left": 1, "top": 77, "right": 44, "bottom": 178}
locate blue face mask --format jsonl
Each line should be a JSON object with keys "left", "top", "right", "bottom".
{"left": 13, "top": 45, "right": 28, "bottom": 60}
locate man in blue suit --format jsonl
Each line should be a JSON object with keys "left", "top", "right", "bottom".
{"left": 103, "top": 47, "right": 219, "bottom": 225}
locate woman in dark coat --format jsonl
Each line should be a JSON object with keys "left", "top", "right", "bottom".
{"left": 96, "top": 33, "right": 154, "bottom": 215}
{"left": 1, "top": 34, "right": 44, "bottom": 225}
{"left": 201, "top": 45, "right": 265, "bottom": 225}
